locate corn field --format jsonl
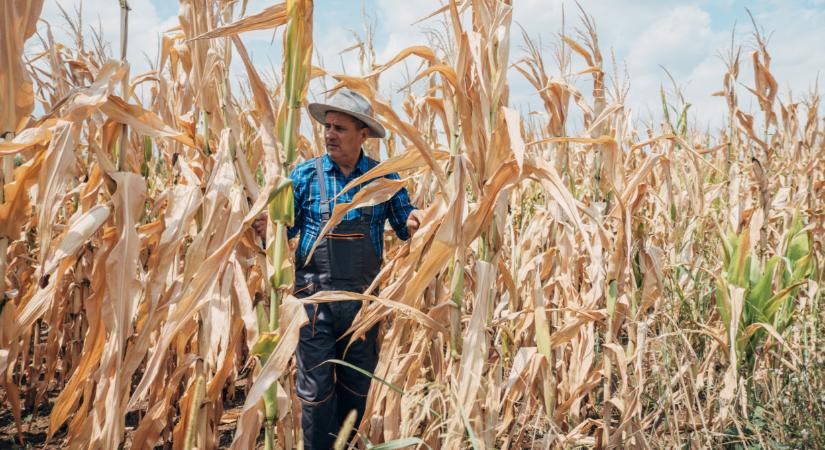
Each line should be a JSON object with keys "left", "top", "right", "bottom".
{"left": 1, "top": 0, "right": 823, "bottom": 448}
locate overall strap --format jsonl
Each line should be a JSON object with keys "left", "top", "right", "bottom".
{"left": 314, "top": 157, "right": 330, "bottom": 221}
{"left": 360, "top": 204, "right": 375, "bottom": 219}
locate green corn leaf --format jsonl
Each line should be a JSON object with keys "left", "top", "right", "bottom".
{"left": 277, "top": 0, "right": 313, "bottom": 166}
{"left": 764, "top": 281, "right": 806, "bottom": 319}
{"left": 677, "top": 103, "right": 691, "bottom": 137}
{"left": 269, "top": 269, "right": 294, "bottom": 291}
{"left": 720, "top": 228, "right": 735, "bottom": 267}
{"left": 660, "top": 86, "right": 674, "bottom": 132}
{"left": 791, "top": 253, "right": 813, "bottom": 282}
{"left": 786, "top": 209, "right": 805, "bottom": 241}
{"left": 141, "top": 135, "right": 152, "bottom": 177}
{"left": 267, "top": 223, "right": 294, "bottom": 289}
{"left": 787, "top": 232, "right": 810, "bottom": 266}
{"left": 143, "top": 135, "right": 152, "bottom": 160}
{"left": 727, "top": 229, "right": 750, "bottom": 287}
{"left": 607, "top": 279, "right": 618, "bottom": 317}
{"left": 450, "top": 259, "right": 465, "bottom": 308}
{"left": 256, "top": 303, "right": 270, "bottom": 334}
{"left": 748, "top": 253, "right": 763, "bottom": 288}
{"left": 324, "top": 359, "right": 404, "bottom": 395}
{"left": 251, "top": 331, "right": 281, "bottom": 361}
{"left": 748, "top": 256, "right": 779, "bottom": 316}
{"left": 715, "top": 275, "right": 731, "bottom": 329}
{"left": 267, "top": 178, "right": 295, "bottom": 226}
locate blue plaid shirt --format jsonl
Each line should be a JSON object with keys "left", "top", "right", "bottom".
{"left": 288, "top": 152, "right": 415, "bottom": 261}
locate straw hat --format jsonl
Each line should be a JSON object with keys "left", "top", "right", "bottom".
{"left": 308, "top": 88, "right": 386, "bottom": 138}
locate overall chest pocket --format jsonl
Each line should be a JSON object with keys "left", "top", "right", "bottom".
{"left": 326, "top": 206, "right": 380, "bottom": 286}
{"left": 327, "top": 225, "right": 370, "bottom": 281}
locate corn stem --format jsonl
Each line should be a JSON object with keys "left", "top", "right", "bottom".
{"left": 183, "top": 375, "right": 206, "bottom": 450}
{"left": 0, "top": 133, "right": 11, "bottom": 304}
{"left": 116, "top": 0, "right": 130, "bottom": 171}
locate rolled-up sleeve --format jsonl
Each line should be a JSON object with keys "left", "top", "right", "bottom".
{"left": 386, "top": 173, "right": 415, "bottom": 241}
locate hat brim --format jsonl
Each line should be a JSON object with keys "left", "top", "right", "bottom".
{"left": 307, "top": 102, "right": 386, "bottom": 138}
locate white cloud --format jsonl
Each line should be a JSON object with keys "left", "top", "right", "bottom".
{"left": 509, "top": 0, "right": 824, "bottom": 128}
{"left": 39, "top": 0, "right": 177, "bottom": 73}
{"left": 622, "top": 5, "right": 724, "bottom": 124}
{"left": 369, "top": 0, "right": 443, "bottom": 95}
{"left": 749, "top": 4, "right": 825, "bottom": 94}
{"left": 626, "top": 6, "right": 714, "bottom": 76}
{"left": 32, "top": 0, "right": 825, "bottom": 130}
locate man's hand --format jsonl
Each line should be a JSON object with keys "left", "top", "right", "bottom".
{"left": 406, "top": 209, "right": 425, "bottom": 237}
{"left": 253, "top": 213, "right": 268, "bottom": 241}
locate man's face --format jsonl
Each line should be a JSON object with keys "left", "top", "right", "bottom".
{"left": 323, "top": 111, "right": 368, "bottom": 162}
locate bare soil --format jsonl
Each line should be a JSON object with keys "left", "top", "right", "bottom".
{"left": 0, "top": 385, "right": 252, "bottom": 449}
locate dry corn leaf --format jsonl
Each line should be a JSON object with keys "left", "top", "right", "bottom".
{"left": 0, "top": 1, "right": 822, "bottom": 448}
{"left": 305, "top": 177, "right": 407, "bottom": 264}
{"left": 233, "top": 35, "right": 282, "bottom": 172}
{"left": 47, "top": 266, "right": 109, "bottom": 439}
{"left": 192, "top": 2, "right": 287, "bottom": 40}
{"left": 42, "top": 204, "right": 110, "bottom": 276}
{"left": 0, "top": 123, "right": 54, "bottom": 155}
{"left": 400, "top": 64, "right": 459, "bottom": 91}
{"left": 330, "top": 75, "right": 448, "bottom": 186}
{"left": 129, "top": 175, "right": 276, "bottom": 409}
{"left": 61, "top": 61, "right": 128, "bottom": 122}
{"left": 335, "top": 148, "right": 449, "bottom": 201}
{"left": 131, "top": 355, "right": 199, "bottom": 449}
{"left": 37, "top": 122, "right": 81, "bottom": 265}
{"left": 502, "top": 106, "right": 525, "bottom": 171}
{"left": 0, "top": 149, "right": 44, "bottom": 238}
{"left": 100, "top": 95, "right": 196, "bottom": 148}
{"left": 366, "top": 46, "right": 439, "bottom": 79}
{"left": 0, "top": 0, "right": 45, "bottom": 132}
{"left": 302, "top": 290, "right": 448, "bottom": 336}
{"left": 236, "top": 295, "right": 307, "bottom": 421}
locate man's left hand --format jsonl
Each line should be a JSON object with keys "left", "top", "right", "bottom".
{"left": 406, "top": 209, "right": 425, "bottom": 237}
{"left": 253, "top": 213, "right": 268, "bottom": 241}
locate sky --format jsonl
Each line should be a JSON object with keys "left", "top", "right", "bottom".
{"left": 35, "top": 0, "right": 825, "bottom": 131}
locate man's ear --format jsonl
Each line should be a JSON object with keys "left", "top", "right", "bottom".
{"left": 360, "top": 127, "right": 369, "bottom": 142}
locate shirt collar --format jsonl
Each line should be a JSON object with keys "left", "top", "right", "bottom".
{"left": 322, "top": 149, "right": 370, "bottom": 176}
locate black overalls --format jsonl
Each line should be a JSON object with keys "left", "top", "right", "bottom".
{"left": 294, "top": 158, "right": 381, "bottom": 450}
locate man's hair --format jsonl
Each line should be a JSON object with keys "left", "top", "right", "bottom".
{"left": 352, "top": 117, "right": 368, "bottom": 131}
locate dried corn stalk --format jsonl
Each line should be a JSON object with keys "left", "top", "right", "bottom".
{"left": 0, "top": 1, "right": 823, "bottom": 449}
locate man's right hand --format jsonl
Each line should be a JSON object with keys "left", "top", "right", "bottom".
{"left": 253, "top": 213, "right": 268, "bottom": 241}
{"left": 406, "top": 209, "right": 425, "bottom": 237}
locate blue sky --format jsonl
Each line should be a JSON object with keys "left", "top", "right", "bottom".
{"left": 37, "top": 0, "right": 825, "bottom": 129}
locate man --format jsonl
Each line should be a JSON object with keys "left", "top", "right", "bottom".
{"left": 255, "top": 88, "right": 424, "bottom": 449}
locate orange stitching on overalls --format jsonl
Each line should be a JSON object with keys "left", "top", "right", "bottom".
{"left": 325, "top": 233, "right": 365, "bottom": 239}
{"left": 294, "top": 282, "right": 314, "bottom": 296}
{"left": 311, "top": 304, "right": 318, "bottom": 336}
{"left": 338, "top": 381, "right": 369, "bottom": 398}
{"left": 297, "top": 388, "right": 335, "bottom": 405}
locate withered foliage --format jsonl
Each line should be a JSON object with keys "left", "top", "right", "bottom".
{"left": 0, "top": 1, "right": 823, "bottom": 449}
